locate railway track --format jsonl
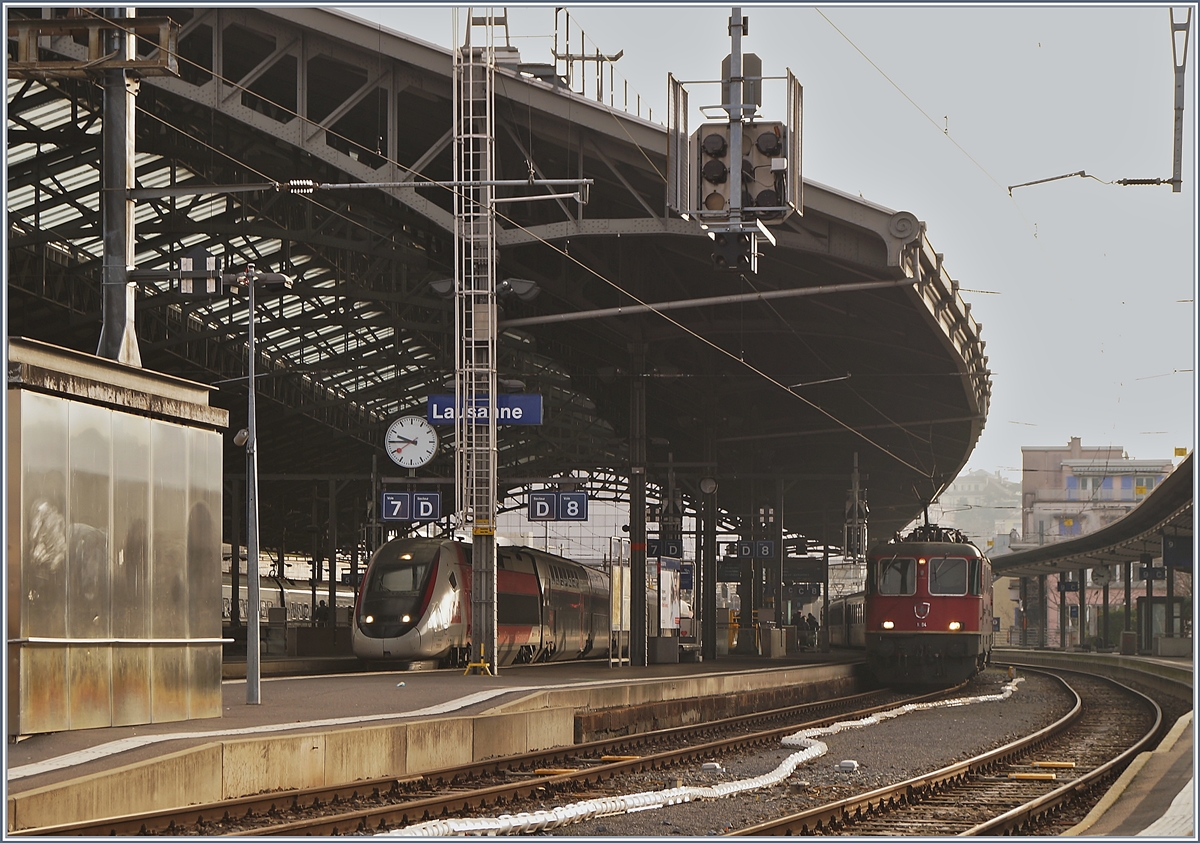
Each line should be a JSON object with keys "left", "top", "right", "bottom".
{"left": 15, "top": 686, "right": 921, "bottom": 837}
{"left": 730, "top": 668, "right": 1165, "bottom": 836}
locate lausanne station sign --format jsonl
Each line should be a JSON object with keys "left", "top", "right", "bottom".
{"left": 427, "top": 393, "right": 543, "bottom": 425}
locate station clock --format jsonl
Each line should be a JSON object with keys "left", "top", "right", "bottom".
{"left": 385, "top": 415, "right": 439, "bottom": 468}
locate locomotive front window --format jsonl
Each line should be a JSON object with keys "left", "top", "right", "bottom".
{"left": 878, "top": 558, "right": 916, "bottom": 595}
{"left": 367, "top": 542, "right": 439, "bottom": 596}
{"left": 377, "top": 565, "right": 428, "bottom": 594}
{"left": 929, "top": 557, "right": 968, "bottom": 595}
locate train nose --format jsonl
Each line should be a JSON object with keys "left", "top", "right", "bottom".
{"left": 384, "top": 628, "right": 422, "bottom": 659}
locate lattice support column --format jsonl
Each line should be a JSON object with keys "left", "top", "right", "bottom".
{"left": 455, "top": 9, "right": 500, "bottom": 674}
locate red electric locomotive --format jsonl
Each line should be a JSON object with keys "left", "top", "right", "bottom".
{"left": 863, "top": 523, "right": 993, "bottom": 686}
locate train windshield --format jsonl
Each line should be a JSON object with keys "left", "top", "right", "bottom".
{"left": 928, "top": 557, "right": 968, "bottom": 595}
{"left": 878, "top": 558, "right": 916, "bottom": 595}
{"left": 367, "top": 547, "right": 444, "bottom": 607}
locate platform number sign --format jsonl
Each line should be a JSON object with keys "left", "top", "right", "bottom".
{"left": 527, "top": 491, "right": 589, "bottom": 521}
{"left": 559, "top": 492, "right": 588, "bottom": 521}
{"left": 528, "top": 492, "right": 558, "bottom": 521}
{"left": 736, "top": 540, "right": 776, "bottom": 559}
{"left": 647, "top": 538, "right": 682, "bottom": 558}
{"left": 381, "top": 491, "right": 441, "bottom": 521}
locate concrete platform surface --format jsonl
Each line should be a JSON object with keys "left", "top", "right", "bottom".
{"left": 1067, "top": 711, "right": 1194, "bottom": 838}
{"left": 6, "top": 651, "right": 852, "bottom": 794}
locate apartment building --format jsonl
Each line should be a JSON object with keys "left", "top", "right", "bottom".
{"left": 1016, "top": 437, "right": 1173, "bottom": 548}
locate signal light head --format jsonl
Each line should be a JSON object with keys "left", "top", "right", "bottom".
{"left": 701, "top": 132, "right": 728, "bottom": 157}
{"left": 704, "top": 191, "right": 727, "bottom": 211}
{"left": 754, "top": 188, "right": 779, "bottom": 207}
{"left": 702, "top": 159, "right": 728, "bottom": 185}
{"left": 756, "top": 131, "right": 782, "bottom": 156}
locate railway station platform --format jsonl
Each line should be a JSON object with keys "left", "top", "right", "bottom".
{"left": 7, "top": 650, "right": 1192, "bottom": 835}
{"left": 5, "top": 652, "right": 860, "bottom": 832}
{"left": 994, "top": 648, "right": 1194, "bottom": 838}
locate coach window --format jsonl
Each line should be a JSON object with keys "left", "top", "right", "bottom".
{"left": 878, "top": 558, "right": 916, "bottom": 595}
{"left": 929, "top": 557, "right": 968, "bottom": 595}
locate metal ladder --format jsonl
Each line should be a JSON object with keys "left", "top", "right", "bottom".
{"left": 454, "top": 8, "right": 504, "bottom": 672}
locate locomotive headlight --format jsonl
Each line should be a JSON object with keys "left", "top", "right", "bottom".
{"left": 949, "top": 621, "right": 962, "bottom": 631}
{"left": 402, "top": 614, "right": 411, "bottom": 623}
{"left": 882, "top": 620, "right": 895, "bottom": 630}
{"left": 364, "top": 614, "right": 375, "bottom": 624}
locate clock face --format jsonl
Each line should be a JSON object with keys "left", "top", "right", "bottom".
{"left": 385, "top": 415, "right": 439, "bottom": 468}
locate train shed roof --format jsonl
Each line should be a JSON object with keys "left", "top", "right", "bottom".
{"left": 6, "top": 6, "right": 992, "bottom": 547}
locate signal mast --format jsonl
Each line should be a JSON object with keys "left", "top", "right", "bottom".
{"left": 666, "top": 7, "right": 803, "bottom": 273}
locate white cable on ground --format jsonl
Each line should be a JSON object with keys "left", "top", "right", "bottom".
{"left": 384, "top": 677, "right": 1024, "bottom": 836}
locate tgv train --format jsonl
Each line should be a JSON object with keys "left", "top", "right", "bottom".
{"left": 221, "top": 572, "right": 356, "bottom": 624}
{"left": 828, "top": 524, "right": 993, "bottom": 687}
{"left": 352, "top": 537, "right": 612, "bottom": 666}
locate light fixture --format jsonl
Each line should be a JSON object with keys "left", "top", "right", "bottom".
{"left": 882, "top": 620, "right": 895, "bottom": 630}
{"left": 233, "top": 428, "right": 249, "bottom": 447}
{"left": 428, "top": 278, "right": 454, "bottom": 299}
{"left": 497, "top": 277, "right": 540, "bottom": 301}
{"left": 949, "top": 621, "right": 962, "bottom": 631}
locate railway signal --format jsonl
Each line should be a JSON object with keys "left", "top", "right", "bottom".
{"left": 666, "top": 7, "right": 803, "bottom": 275}
{"left": 710, "top": 229, "right": 754, "bottom": 272}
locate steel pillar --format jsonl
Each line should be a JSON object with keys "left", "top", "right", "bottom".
{"left": 328, "top": 479, "right": 338, "bottom": 625}
{"left": 231, "top": 483, "right": 241, "bottom": 627}
{"left": 1038, "top": 574, "right": 1048, "bottom": 648}
{"left": 1124, "top": 562, "right": 1133, "bottom": 632}
{"left": 701, "top": 480, "right": 718, "bottom": 662}
{"left": 1143, "top": 552, "right": 1153, "bottom": 653}
{"left": 629, "top": 341, "right": 648, "bottom": 666}
{"left": 245, "top": 277, "right": 261, "bottom": 704}
{"left": 97, "top": 7, "right": 141, "bottom": 366}
{"left": 456, "top": 10, "right": 500, "bottom": 673}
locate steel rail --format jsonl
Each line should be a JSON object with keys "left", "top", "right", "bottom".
{"left": 960, "top": 672, "right": 1166, "bottom": 836}
{"left": 243, "top": 685, "right": 961, "bottom": 837}
{"left": 728, "top": 669, "right": 1166, "bottom": 836}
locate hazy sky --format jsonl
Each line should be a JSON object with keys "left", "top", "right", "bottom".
{"left": 340, "top": 4, "right": 1197, "bottom": 483}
